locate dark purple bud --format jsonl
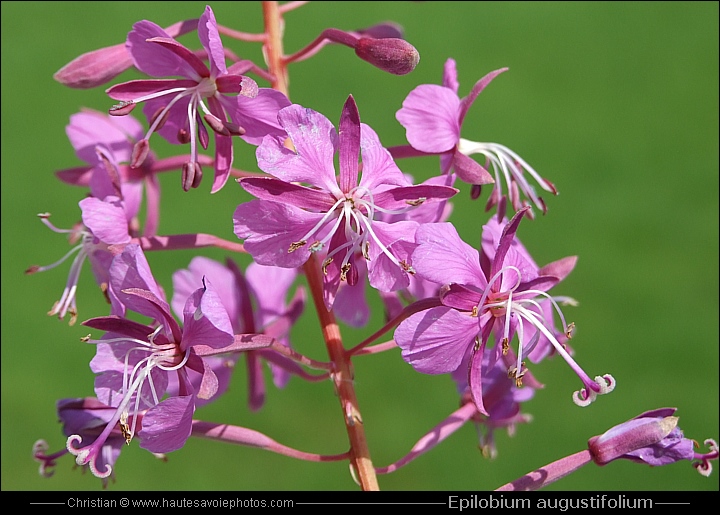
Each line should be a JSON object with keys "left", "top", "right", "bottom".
{"left": 354, "top": 37, "right": 419, "bottom": 75}
{"left": 203, "top": 114, "right": 231, "bottom": 136}
{"left": 131, "top": 139, "right": 150, "bottom": 168}
{"left": 470, "top": 184, "right": 482, "bottom": 200}
{"left": 109, "top": 100, "right": 136, "bottom": 116}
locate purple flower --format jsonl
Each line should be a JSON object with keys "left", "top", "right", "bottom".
{"left": 394, "top": 207, "right": 614, "bottom": 414}
{"left": 106, "top": 6, "right": 290, "bottom": 192}
{"left": 395, "top": 58, "right": 557, "bottom": 217}
{"left": 453, "top": 352, "right": 534, "bottom": 459}
{"left": 34, "top": 398, "right": 128, "bottom": 486}
{"left": 588, "top": 408, "right": 718, "bottom": 476}
{"left": 25, "top": 192, "right": 133, "bottom": 324}
{"left": 56, "top": 109, "right": 163, "bottom": 235}
{"left": 233, "top": 95, "right": 458, "bottom": 310}
{"left": 67, "top": 244, "right": 234, "bottom": 478}
{"left": 172, "top": 257, "right": 305, "bottom": 411}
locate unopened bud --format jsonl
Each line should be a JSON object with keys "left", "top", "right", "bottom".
{"left": 54, "top": 43, "right": 133, "bottom": 89}
{"left": 354, "top": 37, "right": 419, "bottom": 75}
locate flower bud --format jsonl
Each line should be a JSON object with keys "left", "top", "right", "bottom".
{"left": 354, "top": 38, "right": 419, "bottom": 75}
{"left": 54, "top": 44, "right": 133, "bottom": 89}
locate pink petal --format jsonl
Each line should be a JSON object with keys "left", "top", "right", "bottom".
{"left": 396, "top": 84, "right": 461, "bottom": 153}
{"left": 181, "top": 278, "right": 234, "bottom": 351}
{"left": 413, "top": 223, "right": 486, "bottom": 287}
{"left": 257, "top": 105, "right": 339, "bottom": 193}
{"left": 233, "top": 200, "right": 329, "bottom": 268}
{"left": 197, "top": 6, "right": 226, "bottom": 77}
{"left": 139, "top": 395, "right": 194, "bottom": 453}
{"left": 395, "top": 306, "right": 478, "bottom": 374}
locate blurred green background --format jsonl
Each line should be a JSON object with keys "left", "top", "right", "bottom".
{"left": 2, "top": 1, "right": 717, "bottom": 492}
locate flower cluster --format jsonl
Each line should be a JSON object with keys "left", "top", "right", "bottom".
{"left": 29, "top": 3, "right": 716, "bottom": 491}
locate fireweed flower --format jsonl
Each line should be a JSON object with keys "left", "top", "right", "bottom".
{"left": 34, "top": 398, "right": 133, "bottom": 486}
{"left": 394, "top": 207, "right": 614, "bottom": 415}
{"left": 588, "top": 408, "right": 710, "bottom": 469}
{"left": 67, "top": 244, "right": 234, "bottom": 478}
{"left": 233, "top": 96, "right": 458, "bottom": 310}
{"left": 26, "top": 191, "right": 134, "bottom": 324}
{"left": 498, "top": 408, "right": 717, "bottom": 491}
{"left": 172, "top": 256, "right": 305, "bottom": 411}
{"left": 452, "top": 352, "right": 534, "bottom": 459}
{"left": 106, "top": 5, "right": 290, "bottom": 193}
{"left": 56, "top": 109, "right": 162, "bottom": 235}
{"left": 395, "top": 58, "right": 557, "bottom": 217}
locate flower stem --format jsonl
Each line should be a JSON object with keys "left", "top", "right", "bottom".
{"left": 262, "top": 1, "right": 379, "bottom": 490}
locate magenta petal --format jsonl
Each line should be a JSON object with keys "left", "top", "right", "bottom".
{"left": 211, "top": 133, "right": 233, "bottom": 193}
{"left": 185, "top": 353, "right": 219, "bottom": 400}
{"left": 395, "top": 306, "right": 478, "bottom": 374}
{"left": 439, "top": 284, "right": 482, "bottom": 311}
{"left": 197, "top": 6, "right": 226, "bottom": 77}
{"left": 139, "top": 395, "right": 194, "bottom": 453}
{"left": 172, "top": 257, "right": 238, "bottom": 323}
{"left": 181, "top": 279, "right": 234, "bottom": 351}
{"left": 145, "top": 37, "right": 210, "bottom": 79}
{"left": 233, "top": 200, "right": 328, "bottom": 268}
{"left": 358, "top": 123, "right": 409, "bottom": 191}
{"left": 258, "top": 105, "right": 339, "bottom": 192}
{"left": 468, "top": 342, "right": 489, "bottom": 416}
{"left": 413, "top": 223, "right": 486, "bottom": 287}
{"left": 538, "top": 255, "right": 578, "bottom": 282}
{"left": 229, "top": 88, "right": 290, "bottom": 145}
{"left": 240, "top": 177, "right": 336, "bottom": 211}
{"left": 79, "top": 197, "right": 131, "bottom": 245}
{"left": 442, "top": 58, "right": 459, "bottom": 93}
{"left": 452, "top": 150, "right": 494, "bottom": 185}
{"left": 106, "top": 78, "right": 198, "bottom": 101}
{"left": 127, "top": 20, "right": 200, "bottom": 80}
{"left": 366, "top": 220, "right": 417, "bottom": 292}
{"left": 339, "top": 95, "right": 361, "bottom": 192}
{"left": 458, "top": 67, "right": 508, "bottom": 127}
{"left": 396, "top": 84, "right": 461, "bottom": 153}
{"left": 372, "top": 184, "right": 458, "bottom": 211}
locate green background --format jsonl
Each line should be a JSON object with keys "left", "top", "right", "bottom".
{"left": 2, "top": 1, "right": 718, "bottom": 491}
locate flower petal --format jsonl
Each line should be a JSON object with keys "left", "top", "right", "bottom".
{"left": 396, "top": 84, "right": 461, "bottom": 153}
{"left": 257, "top": 105, "right": 339, "bottom": 193}
{"left": 413, "top": 222, "right": 486, "bottom": 287}
{"left": 395, "top": 306, "right": 478, "bottom": 374}
{"left": 233, "top": 200, "right": 329, "bottom": 268}
{"left": 139, "top": 395, "right": 195, "bottom": 453}
{"left": 181, "top": 278, "right": 234, "bottom": 351}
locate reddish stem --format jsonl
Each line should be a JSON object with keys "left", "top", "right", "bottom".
{"left": 262, "top": 1, "right": 379, "bottom": 490}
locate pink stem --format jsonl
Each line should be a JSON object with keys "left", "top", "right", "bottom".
{"left": 495, "top": 450, "right": 593, "bottom": 491}
{"left": 192, "top": 420, "right": 349, "bottom": 463}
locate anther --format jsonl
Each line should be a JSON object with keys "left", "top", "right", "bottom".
{"left": 288, "top": 240, "right": 307, "bottom": 253}
{"left": 109, "top": 100, "right": 136, "bottom": 116}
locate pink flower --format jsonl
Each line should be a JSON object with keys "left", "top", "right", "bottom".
{"left": 394, "top": 208, "right": 613, "bottom": 414}
{"left": 106, "top": 6, "right": 290, "bottom": 192}
{"left": 172, "top": 257, "right": 305, "bottom": 411}
{"left": 67, "top": 244, "right": 235, "bottom": 478}
{"left": 395, "top": 58, "right": 557, "bottom": 217}
{"left": 234, "top": 96, "right": 458, "bottom": 310}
